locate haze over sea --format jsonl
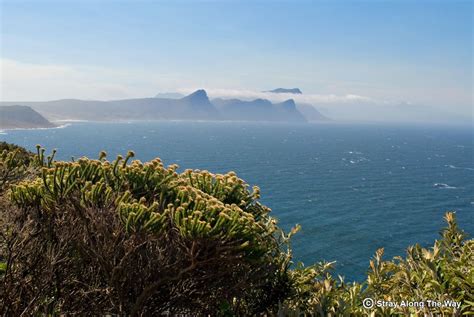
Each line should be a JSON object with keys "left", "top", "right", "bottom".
{"left": 1, "top": 121, "right": 473, "bottom": 281}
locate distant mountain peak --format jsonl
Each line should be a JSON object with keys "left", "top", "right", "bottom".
{"left": 276, "top": 99, "right": 297, "bottom": 110}
{"left": 186, "top": 89, "right": 208, "bottom": 98}
{"left": 266, "top": 88, "right": 302, "bottom": 94}
{"left": 282, "top": 99, "right": 296, "bottom": 105}
{"left": 182, "top": 89, "right": 210, "bottom": 103}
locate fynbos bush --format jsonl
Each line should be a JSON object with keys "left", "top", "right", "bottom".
{"left": 1, "top": 147, "right": 292, "bottom": 315}
{"left": 282, "top": 212, "right": 473, "bottom": 316}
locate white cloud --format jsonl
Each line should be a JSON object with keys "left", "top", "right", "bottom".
{"left": 176, "top": 87, "right": 377, "bottom": 105}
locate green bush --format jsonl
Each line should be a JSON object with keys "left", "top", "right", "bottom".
{"left": 282, "top": 212, "right": 473, "bottom": 316}
{"left": 0, "top": 144, "right": 472, "bottom": 316}
{"left": 0, "top": 146, "right": 293, "bottom": 315}
{"left": 0, "top": 142, "right": 36, "bottom": 190}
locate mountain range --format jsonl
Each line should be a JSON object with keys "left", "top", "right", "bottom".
{"left": 0, "top": 89, "right": 329, "bottom": 125}
{"left": 213, "top": 98, "right": 308, "bottom": 122}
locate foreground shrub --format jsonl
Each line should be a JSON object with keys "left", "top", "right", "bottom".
{"left": 1, "top": 147, "right": 293, "bottom": 315}
{"left": 282, "top": 212, "right": 473, "bottom": 316}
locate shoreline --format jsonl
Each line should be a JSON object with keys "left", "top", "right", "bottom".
{"left": 0, "top": 123, "right": 71, "bottom": 133}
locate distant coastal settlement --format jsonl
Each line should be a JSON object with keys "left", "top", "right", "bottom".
{"left": 0, "top": 88, "right": 329, "bottom": 130}
{"left": 0, "top": 142, "right": 472, "bottom": 315}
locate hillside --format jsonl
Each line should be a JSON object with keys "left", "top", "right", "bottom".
{"left": 0, "top": 91, "right": 218, "bottom": 121}
{"left": 213, "top": 98, "right": 306, "bottom": 122}
{"left": 296, "top": 103, "right": 330, "bottom": 122}
{"left": 0, "top": 105, "right": 56, "bottom": 129}
{"left": 1, "top": 90, "right": 310, "bottom": 123}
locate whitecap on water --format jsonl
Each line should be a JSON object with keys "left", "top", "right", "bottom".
{"left": 445, "top": 164, "right": 474, "bottom": 171}
{"left": 433, "top": 183, "right": 457, "bottom": 189}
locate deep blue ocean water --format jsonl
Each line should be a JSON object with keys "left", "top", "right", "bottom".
{"left": 1, "top": 121, "right": 473, "bottom": 281}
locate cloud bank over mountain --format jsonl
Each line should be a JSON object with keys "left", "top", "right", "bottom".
{"left": 177, "top": 88, "right": 377, "bottom": 105}
{"left": 1, "top": 58, "right": 469, "bottom": 124}
{"left": 1, "top": 59, "right": 374, "bottom": 106}
{"left": 175, "top": 88, "right": 468, "bottom": 124}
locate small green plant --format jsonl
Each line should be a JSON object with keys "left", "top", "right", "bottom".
{"left": 0, "top": 142, "right": 36, "bottom": 190}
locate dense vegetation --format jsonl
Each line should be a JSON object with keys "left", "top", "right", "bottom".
{"left": 0, "top": 142, "right": 472, "bottom": 316}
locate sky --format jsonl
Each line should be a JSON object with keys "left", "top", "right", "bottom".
{"left": 0, "top": 0, "right": 472, "bottom": 120}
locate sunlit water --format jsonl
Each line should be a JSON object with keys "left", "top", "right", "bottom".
{"left": 1, "top": 121, "right": 473, "bottom": 281}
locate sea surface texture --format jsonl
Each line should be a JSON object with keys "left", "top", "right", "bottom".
{"left": 1, "top": 121, "right": 472, "bottom": 281}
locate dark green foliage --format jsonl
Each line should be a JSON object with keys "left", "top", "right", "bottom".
{"left": 0, "top": 146, "right": 292, "bottom": 315}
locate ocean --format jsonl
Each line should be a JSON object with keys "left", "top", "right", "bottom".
{"left": 1, "top": 121, "right": 473, "bottom": 281}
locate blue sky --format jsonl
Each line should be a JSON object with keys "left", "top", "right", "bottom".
{"left": 0, "top": 0, "right": 472, "bottom": 117}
